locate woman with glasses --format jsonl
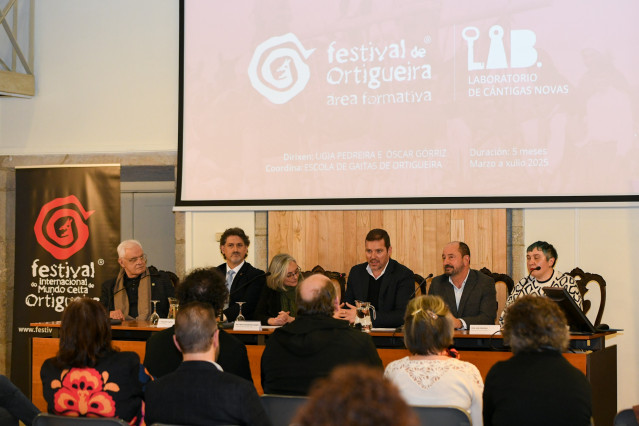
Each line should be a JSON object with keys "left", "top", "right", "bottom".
{"left": 255, "top": 253, "right": 301, "bottom": 325}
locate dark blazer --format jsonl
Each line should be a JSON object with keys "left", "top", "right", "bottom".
{"left": 218, "top": 262, "right": 266, "bottom": 321}
{"left": 429, "top": 269, "right": 497, "bottom": 326}
{"left": 143, "top": 326, "right": 252, "bottom": 382}
{"left": 254, "top": 286, "right": 286, "bottom": 325}
{"left": 100, "top": 266, "right": 175, "bottom": 318}
{"left": 145, "top": 361, "right": 270, "bottom": 426}
{"left": 261, "top": 314, "right": 383, "bottom": 395}
{"left": 344, "top": 258, "right": 414, "bottom": 328}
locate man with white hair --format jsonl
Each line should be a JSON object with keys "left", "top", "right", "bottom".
{"left": 100, "top": 239, "right": 175, "bottom": 321}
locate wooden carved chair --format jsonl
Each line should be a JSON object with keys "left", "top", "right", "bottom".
{"left": 567, "top": 267, "right": 607, "bottom": 327}
{"left": 480, "top": 267, "right": 514, "bottom": 325}
{"left": 414, "top": 273, "right": 432, "bottom": 297}
{"left": 303, "top": 265, "right": 347, "bottom": 303}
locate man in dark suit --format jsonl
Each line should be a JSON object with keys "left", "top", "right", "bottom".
{"left": 261, "top": 274, "right": 382, "bottom": 395}
{"left": 338, "top": 228, "right": 414, "bottom": 328}
{"left": 143, "top": 267, "right": 252, "bottom": 382}
{"left": 145, "top": 302, "right": 270, "bottom": 426}
{"left": 429, "top": 241, "right": 497, "bottom": 328}
{"left": 217, "top": 227, "right": 266, "bottom": 321}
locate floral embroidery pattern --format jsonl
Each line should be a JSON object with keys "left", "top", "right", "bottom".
{"left": 50, "top": 368, "right": 120, "bottom": 417}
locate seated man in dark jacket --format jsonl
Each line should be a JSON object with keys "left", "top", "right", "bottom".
{"left": 261, "top": 274, "right": 383, "bottom": 395}
{"left": 144, "top": 267, "right": 252, "bottom": 382}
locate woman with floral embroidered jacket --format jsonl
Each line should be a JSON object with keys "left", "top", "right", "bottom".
{"left": 384, "top": 295, "right": 484, "bottom": 426}
{"left": 40, "top": 298, "right": 149, "bottom": 425}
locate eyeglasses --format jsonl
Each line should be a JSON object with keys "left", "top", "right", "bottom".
{"left": 286, "top": 267, "right": 301, "bottom": 278}
{"left": 125, "top": 254, "right": 147, "bottom": 264}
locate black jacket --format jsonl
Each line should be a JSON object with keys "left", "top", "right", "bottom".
{"left": 344, "top": 258, "right": 414, "bottom": 328}
{"left": 218, "top": 262, "right": 266, "bottom": 322}
{"left": 143, "top": 326, "right": 252, "bottom": 383}
{"left": 100, "top": 266, "right": 175, "bottom": 318}
{"left": 260, "top": 314, "right": 382, "bottom": 395}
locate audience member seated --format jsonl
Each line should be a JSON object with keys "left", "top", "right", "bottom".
{"left": 338, "top": 228, "right": 415, "bottom": 328}
{"left": 255, "top": 253, "right": 301, "bottom": 325}
{"left": 292, "top": 364, "right": 418, "bottom": 426}
{"left": 40, "top": 298, "right": 148, "bottom": 424}
{"left": 0, "top": 375, "right": 39, "bottom": 426}
{"left": 217, "top": 227, "right": 266, "bottom": 321}
{"left": 483, "top": 295, "right": 592, "bottom": 426}
{"left": 384, "top": 295, "right": 483, "bottom": 426}
{"left": 143, "top": 267, "right": 252, "bottom": 382}
{"left": 429, "top": 241, "right": 497, "bottom": 328}
{"left": 499, "top": 240, "right": 583, "bottom": 325}
{"left": 100, "top": 239, "right": 175, "bottom": 321}
{"left": 261, "top": 274, "right": 382, "bottom": 395}
{"left": 145, "top": 302, "right": 270, "bottom": 426}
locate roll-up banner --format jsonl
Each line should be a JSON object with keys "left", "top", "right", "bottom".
{"left": 11, "top": 165, "right": 121, "bottom": 396}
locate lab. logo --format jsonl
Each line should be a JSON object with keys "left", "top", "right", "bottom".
{"left": 248, "top": 33, "right": 315, "bottom": 104}
{"left": 462, "top": 25, "right": 539, "bottom": 71}
{"left": 34, "top": 195, "right": 94, "bottom": 260}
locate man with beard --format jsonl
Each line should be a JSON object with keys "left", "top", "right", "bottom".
{"left": 428, "top": 241, "right": 497, "bottom": 328}
{"left": 217, "top": 227, "right": 266, "bottom": 321}
{"left": 338, "top": 228, "right": 414, "bottom": 328}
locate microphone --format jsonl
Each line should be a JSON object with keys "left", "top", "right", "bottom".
{"left": 410, "top": 273, "right": 433, "bottom": 299}
{"left": 229, "top": 271, "right": 271, "bottom": 296}
{"left": 526, "top": 266, "right": 541, "bottom": 283}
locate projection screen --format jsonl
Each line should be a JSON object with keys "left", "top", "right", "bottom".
{"left": 177, "top": 0, "right": 639, "bottom": 209}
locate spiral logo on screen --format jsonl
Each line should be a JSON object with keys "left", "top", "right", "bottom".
{"left": 34, "top": 195, "right": 95, "bottom": 260}
{"left": 248, "top": 33, "right": 315, "bottom": 104}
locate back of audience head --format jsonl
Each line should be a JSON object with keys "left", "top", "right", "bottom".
{"left": 503, "top": 295, "right": 569, "bottom": 354}
{"left": 176, "top": 267, "right": 228, "bottom": 316}
{"left": 296, "top": 274, "right": 338, "bottom": 317}
{"left": 403, "top": 295, "right": 454, "bottom": 356}
{"left": 57, "top": 297, "right": 113, "bottom": 368}
{"left": 292, "top": 364, "right": 418, "bottom": 426}
{"left": 174, "top": 302, "right": 218, "bottom": 355}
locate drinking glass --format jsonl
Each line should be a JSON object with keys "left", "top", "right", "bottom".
{"left": 236, "top": 302, "right": 246, "bottom": 321}
{"left": 150, "top": 300, "right": 160, "bottom": 325}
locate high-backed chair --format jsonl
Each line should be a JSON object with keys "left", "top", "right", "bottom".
{"left": 260, "top": 394, "right": 308, "bottom": 426}
{"left": 414, "top": 273, "right": 430, "bottom": 296}
{"left": 480, "top": 267, "right": 514, "bottom": 325}
{"left": 614, "top": 407, "right": 639, "bottom": 426}
{"left": 32, "top": 414, "right": 129, "bottom": 426}
{"left": 411, "top": 405, "right": 472, "bottom": 426}
{"left": 568, "top": 267, "right": 607, "bottom": 327}
{"left": 303, "top": 265, "right": 346, "bottom": 303}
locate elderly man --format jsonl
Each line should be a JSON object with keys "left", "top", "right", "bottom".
{"left": 261, "top": 274, "right": 382, "bottom": 395}
{"left": 145, "top": 302, "right": 270, "bottom": 426}
{"left": 144, "top": 267, "right": 252, "bottom": 382}
{"left": 100, "top": 239, "right": 174, "bottom": 321}
{"left": 338, "top": 228, "right": 414, "bottom": 328}
{"left": 217, "top": 227, "right": 266, "bottom": 321}
{"left": 429, "top": 241, "right": 497, "bottom": 328}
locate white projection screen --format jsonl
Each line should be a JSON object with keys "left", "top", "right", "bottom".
{"left": 177, "top": 0, "right": 639, "bottom": 209}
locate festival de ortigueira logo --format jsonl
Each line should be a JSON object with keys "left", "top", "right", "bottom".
{"left": 34, "top": 195, "right": 94, "bottom": 260}
{"left": 248, "top": 33, "right": 315, "bottom": 104}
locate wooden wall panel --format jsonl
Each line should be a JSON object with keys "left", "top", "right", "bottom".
{"left": 268, "top": 209, "right": 508, "bottom": 277}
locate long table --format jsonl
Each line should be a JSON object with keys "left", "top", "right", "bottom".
{"left": 31, "top": 321, "right": 617, "bottom": 425}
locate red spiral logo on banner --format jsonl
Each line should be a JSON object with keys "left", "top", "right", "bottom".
{"left": 34, "top": 195, "right": 95, "bottom": 260}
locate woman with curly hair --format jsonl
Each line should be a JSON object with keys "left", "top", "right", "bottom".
{"left": 384, "top": 295, "right": 483, "bottom": 425}
{"left": 40, "top": 298, "right": 148, "bottom": 424}
{"left": 293, "top": 364, "right": 418, "bottom": 426}
{"left": 484, "top": 295, "right": 592, "bottom": 426}
{"left": 255, "top": 253, "right": 302, "bottom": 325}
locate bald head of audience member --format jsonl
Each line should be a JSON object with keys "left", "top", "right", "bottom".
{"left": 296, "top": 274, "right": 339, "bottom": 317}
{"left": 173, "top": 302, "right": 220, "bottom": 361}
